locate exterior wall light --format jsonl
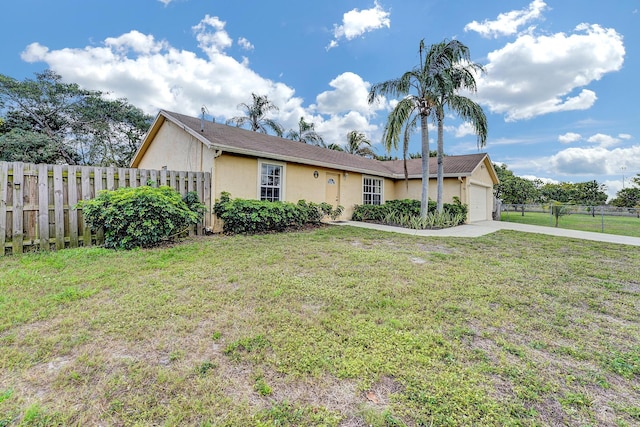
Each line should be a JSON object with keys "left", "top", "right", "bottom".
{"left": 313, "top": 171, "right": 319, "bottom": 178}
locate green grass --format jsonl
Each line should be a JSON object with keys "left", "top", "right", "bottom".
{"left": 1, "top": 226, "right": 639, "bottom": 426}
{"left": 501, "top": 210, "right": 640, "bottom": 237}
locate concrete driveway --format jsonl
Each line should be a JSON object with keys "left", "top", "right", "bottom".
{"left": 334, "top": 220, "right": 640, "bottom": 247}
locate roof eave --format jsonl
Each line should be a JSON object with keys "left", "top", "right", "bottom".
{"left": 211, "top": 144, "right": 397, "bottom": 178}
{"left": 130, "top": 113, "right": 165, "bottom": 168}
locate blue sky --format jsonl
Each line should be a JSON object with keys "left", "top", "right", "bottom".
{"left": 2, "top": 0, "right": 638, "bottom": 198}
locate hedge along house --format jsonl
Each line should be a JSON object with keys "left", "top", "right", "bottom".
{"left": 130, "top": 110, "right": 499, "bottom": 228}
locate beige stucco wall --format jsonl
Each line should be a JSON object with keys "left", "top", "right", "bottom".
{"left": 212, "top": 153, "right": 395, "bottom": 220}
{"left": 466, "top": 159, "right": 496, "bottom": 221}
{"left": 213, "top": 155, "right": 258, "bottom": 200}
{"left": 136, "top": 120, "right": 215, "bottom": 172}
{"left": 393, "top": 178, "right": 455, "bottom": 202}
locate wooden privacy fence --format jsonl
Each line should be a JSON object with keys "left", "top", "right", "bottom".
{"left": 0, "top": 161, "right": 211, "bottom": 256}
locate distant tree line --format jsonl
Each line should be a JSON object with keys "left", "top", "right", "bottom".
{"left": 494, "top": 163, "right": 640, "bottom": 209}
{"left": 0, "top": 70, "right": 153, "bottom": 166}
{"left": 610, "top": 175, "right": 640, "bottom": 208}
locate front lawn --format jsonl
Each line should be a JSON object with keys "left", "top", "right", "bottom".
{"left": 501, "top": 210, "right": 640, "bottom": 238}
{"left": 1, "top": 226, "right": 639, "bottom": 426}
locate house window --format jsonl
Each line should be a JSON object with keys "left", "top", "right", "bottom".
{"left": 259, "top": 162, "right": 283, "bottom": 202}
{"left": 363, "top": 177, "right": 383, "bottom": 205}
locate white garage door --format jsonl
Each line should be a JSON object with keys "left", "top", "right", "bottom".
{"left": 469, "top": 185, "right": 489, "bottom": 222}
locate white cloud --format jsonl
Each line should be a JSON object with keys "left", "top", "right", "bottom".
{"left": 464, "top": 0, "right": 548, "bottom": 38}
{"left": 104, "top": 31, "right": 167, "bottom": 54}
{"left": 238, "top": 37, "right": 254, "bottom": 51}
{"left": 521, "top": 175, "right": 559, "bottom": 185}
{"left": 327, "top": 1, "right": 390, "bottom": 50}
{"left": 558, "top": 132, "right": 582, "bottom": 144}
{"left": 192, "top": 15, "right": 233, "bottom": 58}
{"left": 476, "top": 23, "right": 625, "bottom": 121}
{"left": 316, "top": 111, "right": 380, "bottom": 148}
{"left": 619, "top": 133, "right": 633, "bottom": 140}
{"left": 454, "top": 122, "right": 476, "bottom": 138}
{"left": 21, "top": 25, "right": 290, "bottom": 120}
{"left": 315, "top": 72, "right": 379, "bottom": 116}
{"left": 587, "top": 133, "right": 620, "bottom": 148}
{"left": 310, "top": 72, "right": 387, "bottom": 146}
{"left": 158, "top": 0, "right": 172, "bottom": 5}
{"left": 19, "top": 18, "right": 386, "bottom": 149}
{"left": 548, "top": 145, "right": 640, "bottom": 175}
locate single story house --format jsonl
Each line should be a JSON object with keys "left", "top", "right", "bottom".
{"left": 130, "top": 110, "right": 499, "bottom": 226}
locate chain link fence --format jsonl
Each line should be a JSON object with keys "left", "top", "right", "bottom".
{"left": 499, "top": 203, "right": 640, "bottom": 236}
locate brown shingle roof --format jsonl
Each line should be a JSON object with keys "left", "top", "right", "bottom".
{"left": 384, "top": 154, "right": 490, "bottom": 177}
{"left": 158, "top": 110, "right": 491, "bottom": 179}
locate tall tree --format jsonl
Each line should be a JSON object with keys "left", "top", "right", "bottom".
{"left": 0, "top": 70, "right": 151, "bottom": 166}
{"left": 226, "top": 93, "right": 283, "bottom": 137}
{"left": 286, "top": 117, "right": 324, "bottom": 145}
{"left": 326, "top": 143, "right": 345, "bottom": 151}
{"left": 343, "top": 130, "right": 376, "bottom": 158}
{"left": 610, "top": 174, "right": 640, "bottom": 208}
{"left": 538, "top": 181, "right": 607, "bottom": 206}
{"left": 368, "top": 39, "right": 469, "bottom": 217}
{"left": 573, "top": 180, "right": 608, "bottom": 206}
{"left": 75, "top": 96, "right": 152, "bottom": 166}
{"left": 493, "top": 164, "right": 540, "bottom": 215}
{"left": 431, "top": 40, "right": 487, "bottom": 212}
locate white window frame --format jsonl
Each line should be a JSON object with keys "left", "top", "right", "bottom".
{"left": 362, "top": 176, "right": 383, "bottom": 205}
{"left": 257, "top": 160, "right": 286, "bottom": 202}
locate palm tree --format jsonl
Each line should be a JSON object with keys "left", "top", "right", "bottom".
{"left": 226, "top": 93, "right": 283, "bottom": 137}
{"left": 326, "top": 143, "right": 344, "bottom": 151}
{"left": 409, "top": 151, "right": 438, "bottom": 158}
{"left": 344, "top": 130, "right": 376, "bottom": 158}
{"left": 431, "top": 41, "right": 487, "bottom": 212}
{"left": 368, "top": 39, "right": 461, "bottom": 217}
{"left": 286, "top": 117, "right": 324, "bottom": 145}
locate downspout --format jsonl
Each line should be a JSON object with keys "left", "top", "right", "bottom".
{"left": 200, "top": 142, "right": 204, "bottom": 172}
{"left": 210, "top": 148, "right": 222, "bottom": 232}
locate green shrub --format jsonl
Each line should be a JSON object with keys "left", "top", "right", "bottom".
{"left": 352, "top": 197, "right": 467, "bottom": 228}
{"left": 214, "top": 197, "right": 305, "bottom": 234}
{"left": 79, "top": 186, "right": 204, "bottom": 249}
{"left": 351, "top": 204, "right": 388, "bottom": 222}
{"left": 445, "top": 197, "right": 468, "bottom": 220}
{"left": 386, "top": 199, "right": 422, "bottom": 217}
{"left": 214, "top": 193, "right": 343, "bottom": 234}
{"left": 296, "top": 200, "right": 331, "bottom": 223}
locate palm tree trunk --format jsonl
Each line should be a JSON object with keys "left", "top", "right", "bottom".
{"left": 436, "top": 110, "right": 444, "bottom": 213}
{"left": 420, "top": 113, "right": 430, "bottom": 219}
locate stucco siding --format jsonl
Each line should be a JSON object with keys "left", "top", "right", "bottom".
{"left": 213, "top": 155, "right": 366, "bottom": 219}
{"left": 137, "top": 121, "right": 213, "bottom": 172}
{"left": 393, "top": 179, "right": 439, "bottom": 201}
{"left": 467, "top": 159, "right": 495, "bottom": 221}
{"left": 213, "top": 154, "right": 258, "bottom": 200}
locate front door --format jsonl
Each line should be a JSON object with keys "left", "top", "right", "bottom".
{"left": 325, "top": 173, "right": 340, "bottom": 208}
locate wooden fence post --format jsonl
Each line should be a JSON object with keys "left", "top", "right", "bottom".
{"left": 12, "top": 162, "right": 24, "bottom": 254}
{"left": 0, "top": 162, "right": 8, "bottom": 256}
{"left": 68, "top": 166, "right": 79, "bottom": 248}
{"left": 38, "top": 164, "right": 50, "bottom": 251}
{"left": 53, "top": 165, "right": 65, "bottom": 250}
{"left": 94, "top": 167, "right": 104, "bottom": 245}
{"left": 81, "top": 167, "right": 92, "bottom": 247}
